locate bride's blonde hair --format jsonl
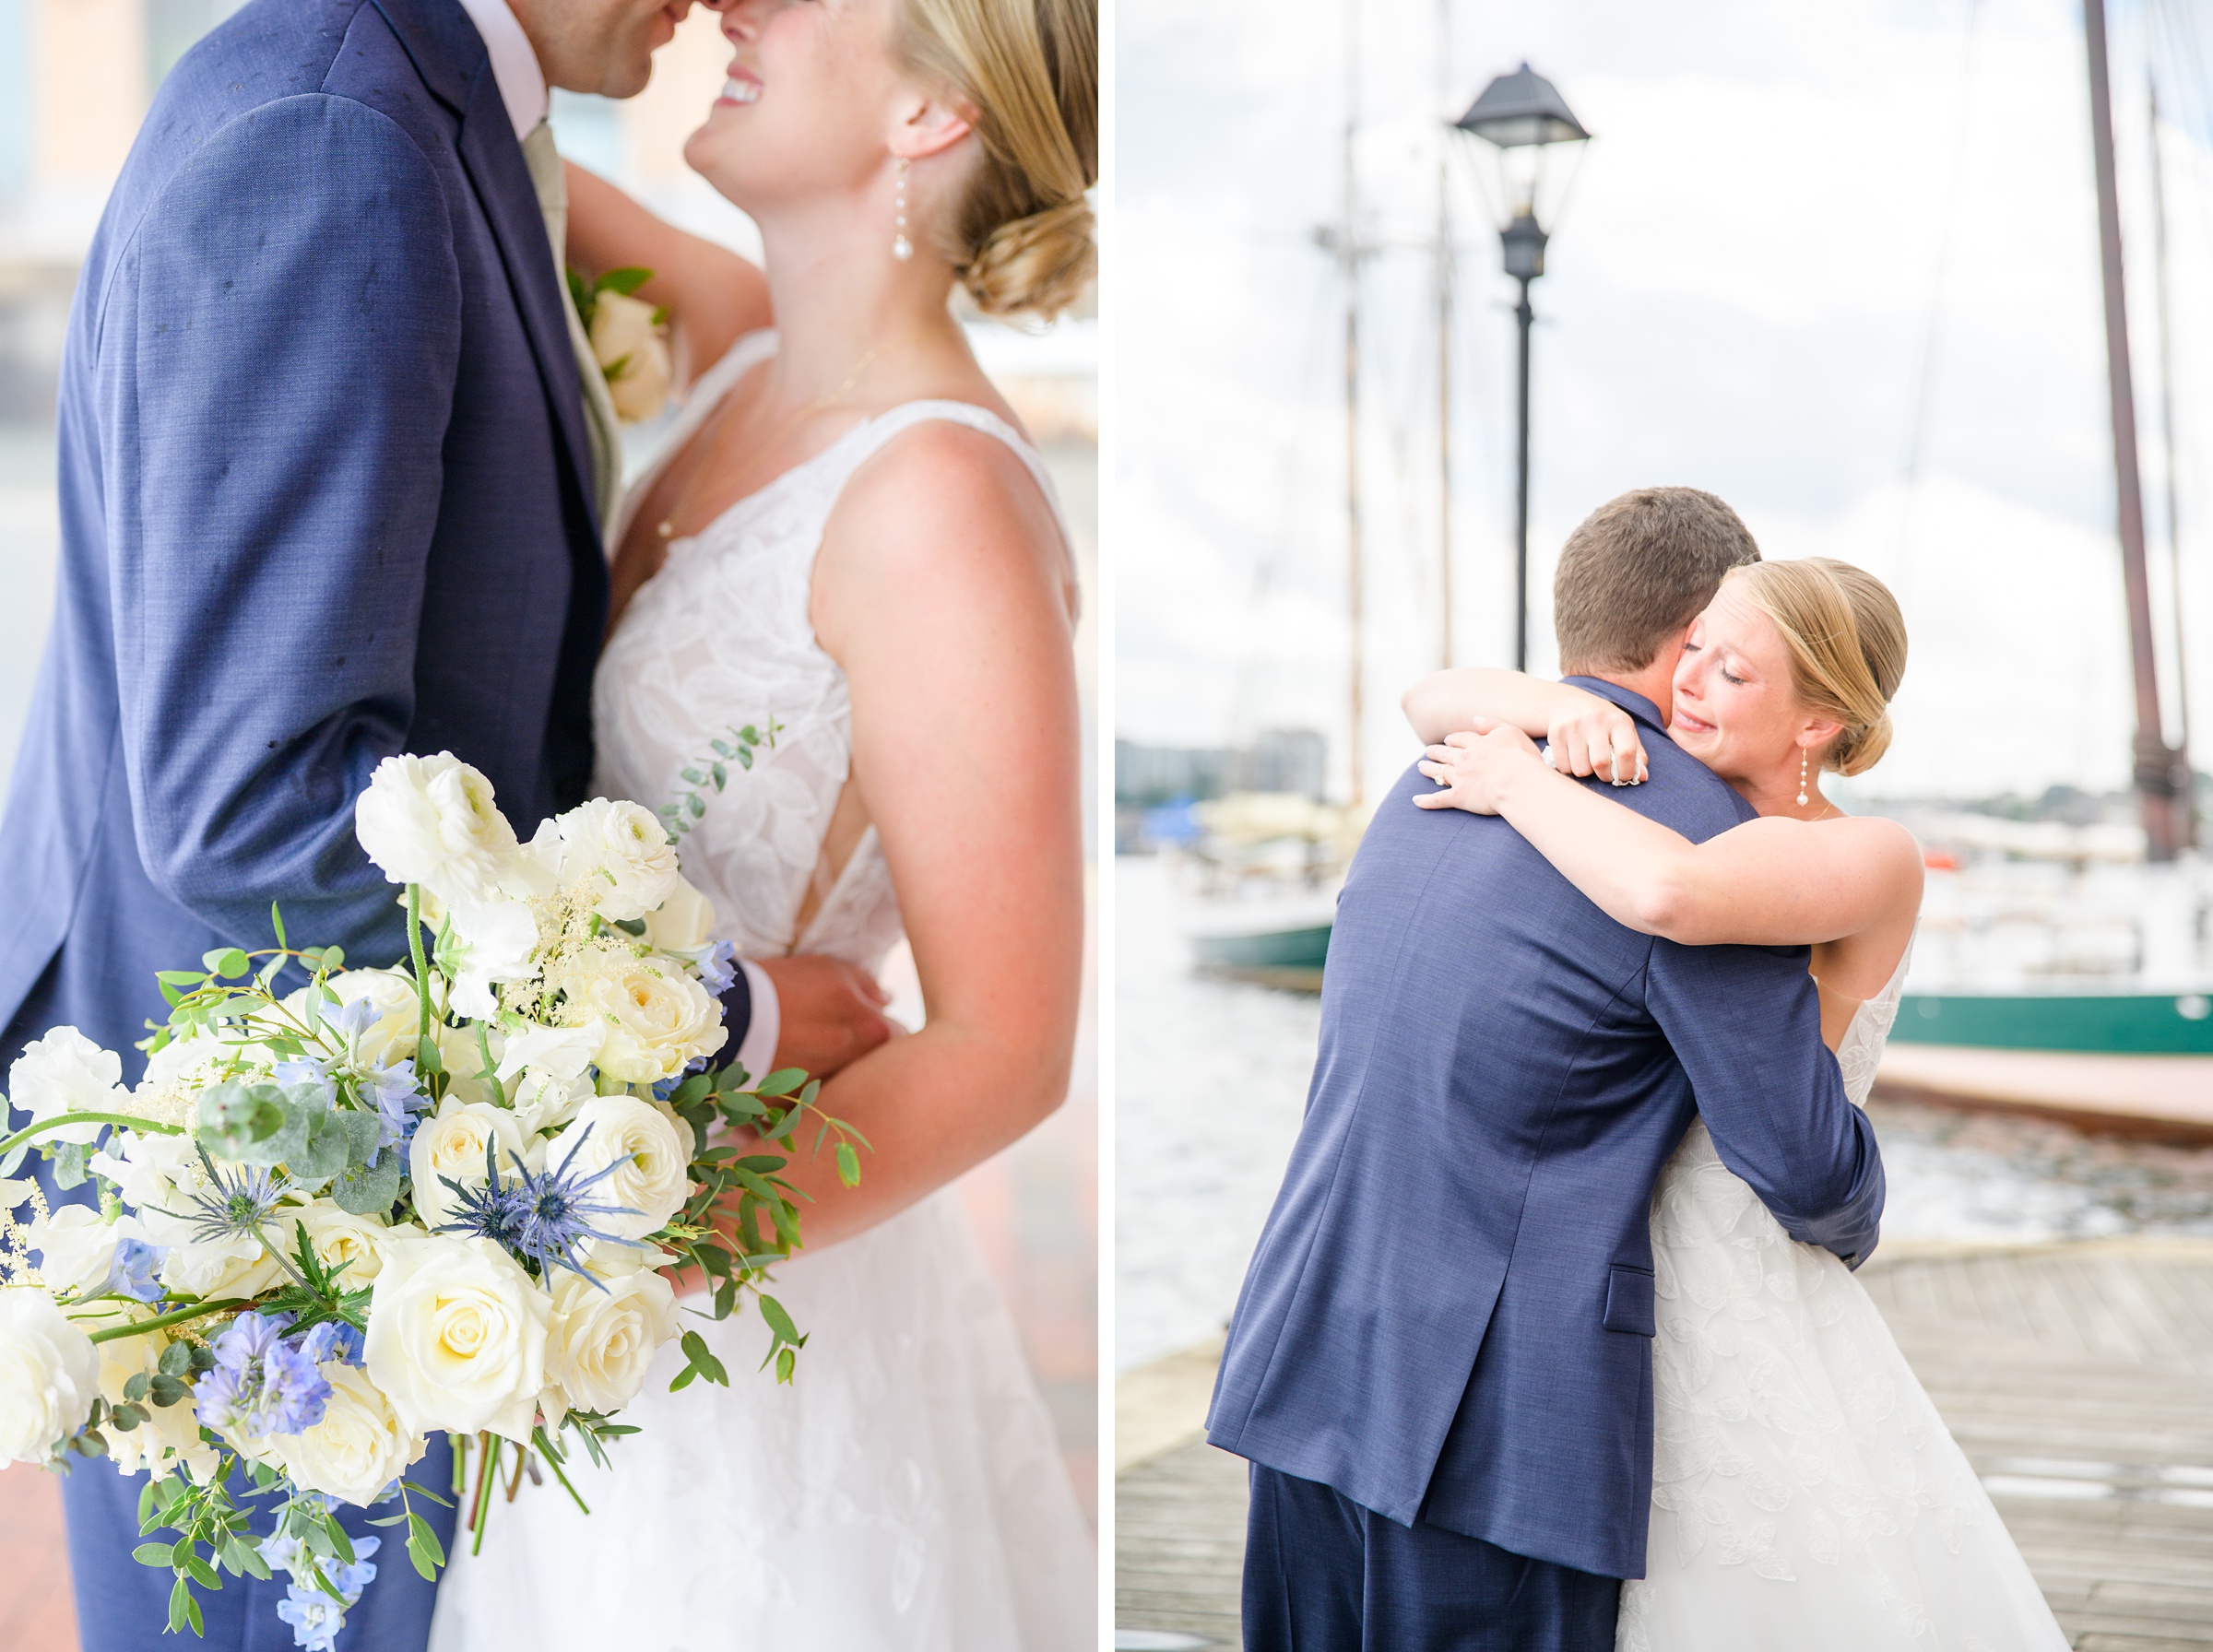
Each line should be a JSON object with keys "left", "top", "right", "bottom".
{"left": 895, "top": 0, "right": 1096, "bottom": 321}
{"left": 1723, "top": 558, "right": 1908, "bottom": 776}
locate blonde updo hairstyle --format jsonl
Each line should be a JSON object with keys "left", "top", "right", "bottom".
{"left": 1722, "top": 557, "right": 1908, "bottom": 777}
{"left": 893, "top": 0, "right": 1096, "bottom": 321}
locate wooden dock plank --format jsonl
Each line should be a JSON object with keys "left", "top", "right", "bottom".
{"left": 1116, "top": 1242, "right": 2213, "bottom": 1650}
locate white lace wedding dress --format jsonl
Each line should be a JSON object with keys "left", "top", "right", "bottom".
{"left": 1616, "top": 950, "right": 2067, "bottom": 1651}
{"left": 430, "top": 331, "right": 1095, "bottom": 1652}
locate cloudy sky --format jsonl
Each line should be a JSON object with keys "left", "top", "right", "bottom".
{"left": 1111, "top": 0, "right": 2213, "bottom": 803}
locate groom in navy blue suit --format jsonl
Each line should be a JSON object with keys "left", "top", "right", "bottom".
{"left": 0, "top": 0, "right": 874, "bottom": 1646}
{"left": 1210, "top": 488, "right": 1886, "bottom": 1650}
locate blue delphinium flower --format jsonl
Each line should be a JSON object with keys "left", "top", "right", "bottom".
{"left": 436, "top": 1127, "right": 639, "bottom": 1287}
{"left": 693, "top": 939, "right": 738, "bottom": 997}
{"left": 270, "top": 1534, "right": 378, "bottom": 1652}
{"left": 359, "top": 1059, "right": 426, "bottom": 1154}
{"left": 326, "top": 997, "right": 383, "bottom": 1044}
{"left": 270, "top": 1057, "right": 334, "bottom": 1101}
{"left": 100, "top": 1237, "right": 167, "bottom": 1303}
{"left": 194, "top": 1313, "right": 332, "bottom": 1437}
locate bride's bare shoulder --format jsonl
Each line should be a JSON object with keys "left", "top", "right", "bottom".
{"left": 813, "top": 414, "right": 1072, "bottom": 645}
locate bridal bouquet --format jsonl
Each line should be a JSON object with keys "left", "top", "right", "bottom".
{"left": 0, "top": 751, "right": 861, "bottom": 1645}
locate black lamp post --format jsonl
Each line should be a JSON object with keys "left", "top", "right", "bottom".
{"left": 1456, "top": 64, "right": 1590, "bottom": 670}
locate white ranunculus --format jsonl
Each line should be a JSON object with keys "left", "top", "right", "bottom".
{"left": 494, "top": 1023, "right": 602, "bottom": 1087}
{"left": 442, "top": 897, "right": 541, "bottom": 1021}
{"left": 555, "top": 798, "right": 681, "bottom": 922}
{"left": 643, "top": 876, "right": 717, "bottom": 953}
{"left": 160, "top": 1233, "right": 283, "bottom": 1303}
{"left": 574, "top": 962, "right": 726, "bottom": 1085}
{"left": 9, "top": 1029, "right": 129, "bottom": 1145}
{"left": 0, "top": 1288, "right": 100, "bottom": 1464}
{"left": 25, "top": 1207, "right": 140, "bottom": 1298}
{"left": 267, "top": 1362, "right": 425, "bottom": 1506}
{"left": 408, "top": 1099, "right": 532, "bottom": 1230}
{"left": 540, "top": 1264, "right": 679, "bottom": 1421}
{"left": 507, "top": 1067, "right": 593, "bottom": 1139}
{"left": 364, "top": 1234, "right": 550, "bottom": 1438}
{"left": 354, "top": 752, "right": 521, "bottom": 904}
{"left": 589, "top": 291, "right": 672, "bottom": 423}
{"left": 282, "top": 1202, "right": 391, "bottom": 1289}
{"left": 544, "top": 1097, "right": 689, "bottom": 1241}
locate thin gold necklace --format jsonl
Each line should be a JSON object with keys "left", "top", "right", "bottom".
{"left": 654, "top": 345, "right": 891, "bottom": 542}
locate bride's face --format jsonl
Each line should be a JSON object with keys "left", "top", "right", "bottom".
{"left": 686, "top": 0, "right": 913, "bottom": 220}
{"left": 1669, "top": 582, "right": 1834, "bottom": 784}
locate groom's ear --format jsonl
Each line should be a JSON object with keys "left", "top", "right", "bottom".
{"left": 889, "top": 86, "right": 978, "bottom": 162}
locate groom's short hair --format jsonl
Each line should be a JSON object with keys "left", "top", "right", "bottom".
{"left": 1553, "top": 488, "right": 1761, "bottom": 673}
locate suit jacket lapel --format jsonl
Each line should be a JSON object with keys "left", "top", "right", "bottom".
{"left": 372, "top": 0, "right": 601, "bottom": 537}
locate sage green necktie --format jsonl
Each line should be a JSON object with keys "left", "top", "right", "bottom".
{"left": 520, "top": 119, "right": 622, "bottom": 539}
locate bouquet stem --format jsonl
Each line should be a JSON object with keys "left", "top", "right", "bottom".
{"left": 406, "top": 883, "right": 433, "bottom": 1049}
{"left": 0, "top": 1112, "right": 183, "bottom": 1161}
{"left": 79, "top": 1297, "right": 251, "bottom": 1344}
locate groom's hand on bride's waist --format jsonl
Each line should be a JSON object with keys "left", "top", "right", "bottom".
{"left": 756, "top": 954, "right": 901, "bottom": 1078}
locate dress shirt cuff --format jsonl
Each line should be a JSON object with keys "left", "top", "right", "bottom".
{"left": 725, "top": 957, "right": 780, "bottom": 1083}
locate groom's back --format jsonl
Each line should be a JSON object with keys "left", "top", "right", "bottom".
{"left": 1208, "top": 703, "right": 1759, "bottom": 1578}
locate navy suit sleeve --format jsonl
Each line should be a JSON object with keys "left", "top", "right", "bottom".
{"left": 1644, "top": 938, "right": 1886, "bottom": 1266}
{"left": 96, "top": 95, "right": 462, "bottom": 961}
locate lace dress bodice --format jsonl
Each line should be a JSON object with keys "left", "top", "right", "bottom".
{"left": 591, "top": 329, "right": 1070, "bottom": 973}
{"left": 1831, "top": 946, "right": 1910, "bottom": 1109}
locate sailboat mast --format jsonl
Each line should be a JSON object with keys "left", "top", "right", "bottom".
{"left": 1343, "top": 0, "right": 1365, "bottom": 808}
{"left": 2083, "top": 0, "right": 2183, "bottom": 862}
{"left": 1437, "top": 0, "right": 1454, "bottom": 672}
{"left": 2148, "top": 75, "right": 2195, "bottom": 847}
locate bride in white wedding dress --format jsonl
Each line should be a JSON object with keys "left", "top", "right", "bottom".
{"left": 431, "top": 0, "right": 1096, "bottom": 1646}
{"left": 1411, "top": 557, "right": 2070, "bottom": 1651}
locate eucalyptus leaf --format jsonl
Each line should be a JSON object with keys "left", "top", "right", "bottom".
{"left": 331, "top": 1149, "right": 402, "bottom": 1216}
{"left": 287, "top": 1109, "right": 353, "bottom": 1181}
{"left": 51, "top": 1140, "right": 89, "bottom": 1189}
{"left": 195, "top": 1080, "right": 290, "bottom": 1159}
{"left": 338, "top": 1113, "right": 383, "bottom": 1168}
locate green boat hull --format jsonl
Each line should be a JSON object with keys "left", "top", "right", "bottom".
{"left": 1893, "top": 991, "right": 2213, "bottom": 1054}
{"left": 1191, "top": 921, "right": 2213, "bottom": 1051}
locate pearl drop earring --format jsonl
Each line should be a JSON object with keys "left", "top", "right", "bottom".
{"left": 1796, "top": 749, "right": 1810, "bottom": 808}
{"left": 893, "top": 158, "right": 913, "bottom": 262}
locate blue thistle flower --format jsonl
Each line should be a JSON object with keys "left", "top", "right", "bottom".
{"left": 435, "top": 1127, "right": 640, "bottom": 1288}
{"left": 172, "top": 1150, "right": 291, "bottom": 1247}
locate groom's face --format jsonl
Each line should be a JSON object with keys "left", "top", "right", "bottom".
{"left": 511, "top": 0, "right": 696, "bottom": 100}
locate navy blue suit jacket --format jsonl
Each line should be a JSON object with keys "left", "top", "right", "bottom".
{"left": 0, "top": 0, "right": 610, "bottom": 1069}
{"left": 1208, "top": 680, "right": 1885, "bottom": 1582}
{"left": 0, "top": 5, "right": 640, "bottom": 1644}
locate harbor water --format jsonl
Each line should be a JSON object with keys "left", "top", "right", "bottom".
{"left": 1114, "top": 852, "right": 2213, "bottom": 1372}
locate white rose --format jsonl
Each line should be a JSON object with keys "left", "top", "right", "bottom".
{"left": 589, "top": 292, "right": 673, "bottom": 424}
{"left": 555, "top": 798, "right": 680, "bottom": 922}
{"left": 354, "top": 752, "right": 521, "bottom": 905}
{"left": 0, "top": 1288, "right": 100, "bottom": 1464}
{"left": 442, "top": 897, "right": 541, "bottom": 1021}
{"left": 507, "top": 1067, "right": 592, "bottom": 1138}
{"left": 290, "top": 969, "right": 423, "bottom": 1066}
{"left": 540, "top": 1263, "right": 679, "bottom": 1421}
{"left": 10, "top": 1029, "right": 129, "bottom": 1145}
{"left": 544, "top": 1097, "right": 689, "bottom": 1241}
{"left": 364, "top": 1234, "right": 550, "bottom": 1438}
{"left": 643, "top": 876, "right": 716, "bottom": 953}
{"left": 266, "top": 1363, "right": 425, "bottom": 1506}
{"left": 408, "top": 1099, "right": 532, "bottom": 1230}
{"left": 574, "top": 962, "right": 726, "bottom": 1085}
{"left": 95, "top": 1311, "right": 219, "bottom": 1482}
{"left": 25, "top": 1207, "right": 143, "bottom": 1298}
{"left": 281, "top": 1202, "right": 390, "bottom": 1289}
